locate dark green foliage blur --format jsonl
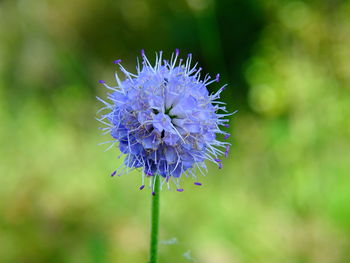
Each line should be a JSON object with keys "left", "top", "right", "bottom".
{"left": 1, "top": 0, "right": 350, "bottom": 262}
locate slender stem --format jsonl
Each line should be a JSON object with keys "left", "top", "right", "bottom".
{"left": 149, "top": 175, "right": 160, "bottom": 263}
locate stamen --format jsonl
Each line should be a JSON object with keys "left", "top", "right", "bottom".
{"left": 176, "top": 188, "right": 184, "bottom": 192}
{"left": 218, "top": 163, "right": 223, "bottom": 169}
{"left": 194, "top": 182, "right": 202, "bottom": 186}
{"left": 110, "top": 171, "right": 116, "bottom": 177}
{"left": 98, "top": 80, "right": 105, "bottom": 84}
{"left": 214, "top": 158, "right": 222, "bottom": 163}
{"left": 175, "top": 48, "right": 179, "bottom": 56}
{"left": 224, "top": 134, "right": 231, "bottom": 140}
{"left": 114, "top": 59, "right": 122, "bottom": 64}
{"left": 139, "top": 185, "right": 145, "bottom": 190}
{"left": 152, "top": 191, "right": 156, "bottom": 195}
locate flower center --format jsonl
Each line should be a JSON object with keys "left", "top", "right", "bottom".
{"left": 152, "top": 107, "right": 177, "bottom": 120}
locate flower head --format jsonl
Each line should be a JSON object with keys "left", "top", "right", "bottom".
{"left": 97, "top": 50, "right": 233, "bottom": 191}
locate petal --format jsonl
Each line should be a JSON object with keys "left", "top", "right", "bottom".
{"left": 163, "top": 131, "right": 180, "bottom": 146}
{"left": 164, "top": 146, "right": 177, "bottom": 164}
{"left": 153, "top": 113, "right": 173, "bottom": 132}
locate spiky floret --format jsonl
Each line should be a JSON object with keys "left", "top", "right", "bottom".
{"left": 97, "top": 50, "right": 233, "bottom": 192}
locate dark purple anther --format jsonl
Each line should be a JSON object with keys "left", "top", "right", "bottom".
{"left": 224, "top": 124, "right": 229, "bottom": 128}
{"left": 177, "top": 188, "right": 184, "bottom": 192}
{"left": 141, "top": 49, "right": 145, "bottom": 57}
{"left": 113, "top": 59, "right": 122, "bottom": 64}
{"left": 214, "top": 158, "right": 222, "bottom": 163}
{"left": 194, "top": 182, "right": 202, "bottom": 186}
{"left": 98, "top": 80, "right": 105, "bottom": 84}
{"left": 224, "top": 134, "right": 230, "bottom": 140}
{"left": 188, "top": 53, "right": 192, "bottom": 57}
{"left": 175, "top": 48, "right": 179, "bottom": 55}
{"left": 225, "top": 145, "right": 230, "bottom": 158}
{"left": 216, "top": 73, "right": 220, "bottom": 82}
{"left": 110, "top": 171, "right": 116, "bottom": 177}
{"left": 146, "top": 171, "right": 153, "bottom": 176}
{"left": 218, "top": 163, "right": 223, "bottom": 169}
{"left": 139, "top": 185, "right": 145, "bottom": 190}
{"left": 152, "top": 191, "right": 156, "bottom": 196}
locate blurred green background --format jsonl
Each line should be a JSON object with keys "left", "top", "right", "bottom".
{"left": 1, "top": 0, "right": 350, "bottom": 262}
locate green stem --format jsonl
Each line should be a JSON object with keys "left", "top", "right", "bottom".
{"left": 149, "top": 175, "right": 160, "bottom": 263}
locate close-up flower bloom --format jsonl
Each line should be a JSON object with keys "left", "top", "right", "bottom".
{"left": 97, "top": 50, "right": 232, "bottom": 191}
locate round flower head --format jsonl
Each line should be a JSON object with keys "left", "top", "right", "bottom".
{"left": 97, "top": 50, "right": 233, "bottom": 192}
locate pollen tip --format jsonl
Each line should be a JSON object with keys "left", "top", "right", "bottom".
{"left": 152, "top": 191, "right": 156, "bottom": 196}
{"left": 141, "top": 49, "right": 145, "bottom": 56}
{"left": 224, "top": 134, "right": 231, "bottom": 140}
{"left": 175, "top": 48, "right": 179, "bottom": 55}
{"left": 177, "top": 188, "right": 184, "bottom": 192}
{"left": 216, "top": 73, "right": 220, "bottom": 82}
{"left": 225, "top": 145, "right": 230, "bottom": 158}
{"left": 194, "top": 182, "right": 202, "bottom": 186}
{"left": 113, "top": 59, "right": 122, "bottom": 64}
{"left": 214, "top": 158, "right": 222, "bottom": 163}
{"left": 224, "top": 124, "right": 230, "bottom": 128}
{"left": 218, "top": 163, "right": 223, "bottom": 169}
{"left": 110, "top": 171, "right": 116, "bottom": 177}
{"left": 188, "top": 53, "right": 192, "bottom": 57}
{"left": 139, "top": 185, "right": 145, "bottom": 190}
{"left": 98, "top": 80, "right": 105, "bottom": 84}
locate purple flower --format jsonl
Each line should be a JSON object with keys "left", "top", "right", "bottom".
{"left": 97, "top": 50, "right": 233, "bottom": 191}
